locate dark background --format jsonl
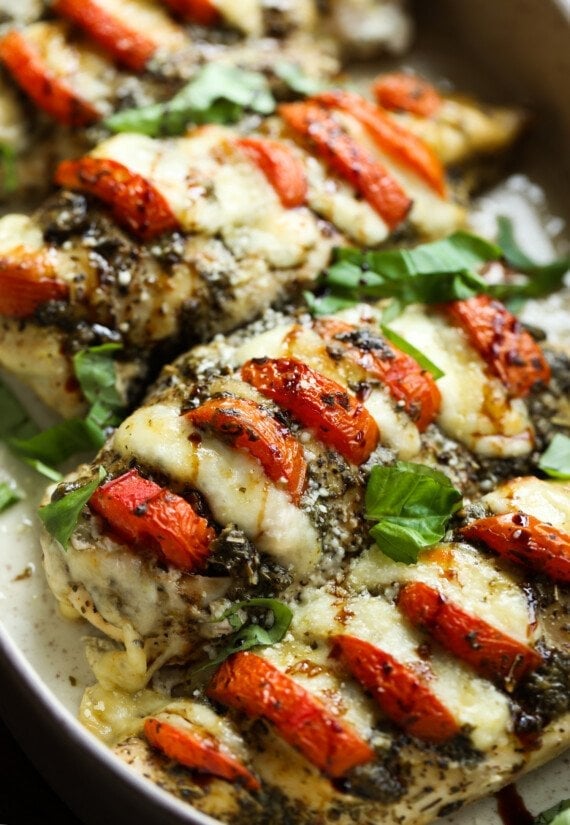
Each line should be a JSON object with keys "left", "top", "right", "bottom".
{"left": 0, "top": 713, "right": 82, "bottom": 824}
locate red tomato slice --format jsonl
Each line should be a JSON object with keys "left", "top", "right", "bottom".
{"left": 279, "top": 101, "right": 412, "bottom": 230}
{"left": 144, "top": 716, "right": 260, "bottom": 791}
{"left": 53, "top": 0, "right": 157, "bottom": 72}
{"left": 208, "top": 651, "right": 375, "bottom": 777}
{"left": 372, "top": 72, "right": 443, "bottom": 118}
{"left": 311, "top": 90, "right": 446, "bottom": 196}
{"left": 235, "top": 137, "right": 307, "bottom": 208}
{"left": 462, "top": 513, "right": 570, "bottom": 584}
{"left": 240, "top": 357, "right": 379, "bottom": 465}
{"left": 55, "top": 157, "right": 180, "bottom": 241}
{"left": 314, "top": 318, "right": 441, "bottom": 432}
{"left": 162, "top": 0, "right": 220, "bottom": 25}
{"left": 90, "top": 469, "right": 215, "bottom": 570}
{"left": 398, "top": 581, "right": 543, "bottom": 688}
{"left": 186, "top": 396, "right": 307, "bottom": 504}
{"left": 331, "top": 634, "right": 459, "bottom": 742}
{"left": 0, "top": 253, "right": 69, "bottom": 318}
{"left": 447, "top": 295, "right": 551, "bottom": 397}
{"left": 0, "top": 30, "right": 101, "bottom": 126}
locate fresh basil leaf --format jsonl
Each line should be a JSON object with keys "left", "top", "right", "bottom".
{"left": 0, "top": 482, "right": 22, "bottom": 513}
{"left": 274, "top": 61, "right": 326, "bottom": 96}
{"left": 38, "top": 466, "right": 106, "bottom": 549}
{"left": 497, "top": 215, "right": 536, "bottom": 270}
{"left": 73, "top": 343, "right": 124, "bottom": 432}
{"left": 0, "top": 143, "right": 18, "bottom": 195}
{"left": 535, "top": 799, "right": 570, "bottom": 825}
{"left": 9, "top": 417, "right": 104, "bottom": 467}
{"left": 306, "top": 229, "right": 568, "bottom": 318}
{"left": 380, "top": 325, "right": 444, "bottom": 379}
{"left": 106, "top": 64, "right": 276, "bottom": 137}
{"left": 0, "top": 378, "right": 39, "bottom": 441}
{"left": 365, "top": 461, "right": 462, "bottom": 564}
{"left": 22, "top": 458, "right": 63, "bottom": 482}
{"left": 303, "top": 289, "right": 359, "bottom": 316}
{"left": 538, "top": 433, "right": 570, "bottom": 479}
{"left": 188, "top": 598, "right": 292, "bottom": 686}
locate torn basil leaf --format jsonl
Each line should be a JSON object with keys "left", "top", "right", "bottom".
{"left": 38, "top": 466, "right": 106, "bottom": 549}
{"left": 538, "top": 433, "right": 570, "bottom": 480}
{"left": 73, "top": 343, "right": 125, "bottom": 433}
{"left": 496, "top": 215, "right": 536, "bottom": 270}
{"left": 9, "top": 417, "right": 104, "bottom": 467}
{"left": 0, "top": 379, "right": 39, "bottom": 441}
{"left": 188, "top": 598, "right": 292, "bottom": 686}
{"left": 106, "top": 64, "right": 276, "bottom": 137}
{"left": 0, "top": 482, "right": 23, "bottom": 513}
{"left": 365, "top": 462, "right": 462, "bottom": 564}
{"left": 306, "top": 229, "right": 569, "bottom": 317}
{"left": 534, "top": 799, "right": 570, "bottom": 825}
{"left": 380, "top": 325, "right": 444, "bottom": 379}
{"left": 274, "top": 61, "right": 326, "bottom": 96}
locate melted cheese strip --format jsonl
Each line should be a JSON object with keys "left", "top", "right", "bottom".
{"left": 93, "top": 0, "right": 187, "bottom": 51}
{"left": 290, "top": 586, "right": 510, "bottom": 751}
{"left": 483, "top": 476, "right": 570, "bottom": 529}
{"left": 389, "top": 304, "right": 534, "bottom": 457}
{"left": 91, "top": 130, "right": 320, "bottom": 268}
{"left": 113, "top": 402, "right": 320, "bottom": 576}
{"left": 231, "top": 321, "right": 422, "bottom": 459}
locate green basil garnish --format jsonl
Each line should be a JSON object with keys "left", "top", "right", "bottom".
{"left": 380, "top": 325, "right": 444, "bottom": 379}
{"left": 538, "top": 433, "right": 570, "bottom": 480}
{"left": 535, "top": 799, "right": 570, "bottom": 825}
{"left": 365, "top": 461, "right": 462, "bottom": 564}
{"left": 0, "top": 379, "right": 39, "bottom": 441}
{"left": 38, "top": 466, "right": 106, "bottom": 549}
{"left": 9, "top": 417, "right": 105, "bottom": 467}
{"left": 0, "top": 482, "right": 23, "bottom": 513}
{"left": 273, "top": 61, "right": 326, "bottom": 96}
{"left": 306, "top": 229, "right": 569, "bottom": 317}
{"left": 106, "top": 64, "right": 276, "bottom": 137}
{"left": 73, "top": 343, "right": 125, "bottom": 433}
{"left": 188, "top": 598, "right": 292, "bottom": 686}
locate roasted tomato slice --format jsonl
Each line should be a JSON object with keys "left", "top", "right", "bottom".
{"left": 279, "top": 101, "right": 412, "bottom": 230}
{"left": 314, "top": 318, "right": 441, "bottom": 432}
{"left": 53, "top": 0, "right": 157, "bottom": 72}
{"left": 462, "top": 513, "right": 570, "bottom": 584}
{"left": 144, "top": 715, "right": 260, "bottom": 791}
{"left": 208, "top": 652, "right": 375, "bottom": 777}
{"left": 186, "top": 396, "right": 307, "bottom": 504}
{"left": 372, "top": 72, "right": 443, "bottom": 118}
{"left": 311, "top": 90, "right": 446, "bottom": 196}
{"left": 447, "top": 295, "right": 551, "bottom": 397}
{"left": 331, "top": 634, "right": 459, "bottom": 742}
{"left": 55, "top": 157, "right": 180, "bottom": 241}
{"left": 241, "top": 357, "right": 379, "bottom": 465}
{"left": 0, "top": 252, "right": 69, "bottom": 318}
{"left": 398, "top": 581, "right": 542, "bottom": 688}
{"left": 90, "top": 469, "right": 215, "bottom": 570}
{"left": 162, "top": 0, "right": 220, "bottom": 25}
{"left": 0, "top": 29, "right": 101, "bottom": 126}
{"left": 235, "top": 137, "right": 307, "bottom": 208}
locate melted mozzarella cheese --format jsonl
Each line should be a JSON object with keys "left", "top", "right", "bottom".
{"left": 214, "top": 0, "right": 263, "bottom": 36}
{"left": 95, "top": 0, "right": 186, "bottom": 51}
{"left": 390, "top": 304, "right": 534, "bottom": 457}
{"left": 92, "top": 130, "right": 320, "bottom": 268}
{"left": 483, "top": 476, "right": 570, "bottom": 529}
{"left": 291, "top": 586, "right": 510, "bottom": 751}
{"left": 113, "top": 402, "right": 320, "bottom": 576}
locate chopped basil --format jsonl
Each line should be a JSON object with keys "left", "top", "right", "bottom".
{"left": 106, "top": 64, "right": 276, "bottom": 137}
{"left": 38, "top": 466, "right": 106, "bottom": 549}
{"left": 535, "top": 799, "right": 570, "bottom": 825}
{"left": 0, "top": 143, "right": 18, "bottom": 195}
{"left": 273, "top": 61, "right": 326, "bottom": 96}
{"left": 380, "top": 325, "right": 444, "bottom": 379}
{"left": 306, "top": 229, "right": 569, "bottom": 317}
{"left": 9, "top": 417, "right": 105, "bottom": 466}
{"left": 0, "top": 482, "right": 22, "bottom": 513}
{"left": 538, "top": 434, "right": 570, "bottom": 480}
{"left": 365, "top": 461, "right": 462, "bottom": 564}
{"left": 187, "top": 598, "right": 292, "bottom": 687}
